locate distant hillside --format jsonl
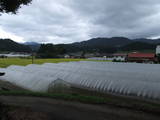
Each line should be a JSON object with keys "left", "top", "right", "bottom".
{"left": 63, "top": 37, "right": 133, "bottom": 53}
{"left": 121, "top": 42, "right": 156, "bottom": 52}
{"left": 24, "top": 42, "right": 40, "bottom": 51}
{"left": 62, "top": 37, "right": 160, "bottom": 53}
{"left": 1, "top": 37, "right": 160, "bottom": 54}
{"left": 133, "top": 38, "right": 160, "bottom": 44}
{"left": 0, "top": 39, "right": 31, "bottom": 52}
{"left": 73, "top": 37, "right": 132, "bottom": 47}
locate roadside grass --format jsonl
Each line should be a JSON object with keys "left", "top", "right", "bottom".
{"left": 0, "top": 90, "right": 106, "bottom": 104}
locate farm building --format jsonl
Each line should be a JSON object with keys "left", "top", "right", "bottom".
{"left": 127, "top": 53, "right": 156, "bottom": 63}
{"left": 156, "top": 45, "right": 160, "bottom": 55}
{"left": 113, "top": 53, "right": 127, "bottom": 61}
{"left": 64, "top": 54, "right": 70, "bottom": 58}
{"left": 0, "top": 53, "right": 31, "bottom": 58}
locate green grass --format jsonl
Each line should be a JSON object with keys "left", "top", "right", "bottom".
{"left": 0, "top": 58, "right": 86, "bottom": 68}
{"left": 0, "top": 58, "right": 112, "bottom": 68}
{"left": 0, "top": 91, "right": 106, "bottom": 104}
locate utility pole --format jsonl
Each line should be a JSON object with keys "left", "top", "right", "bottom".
{"left": 31, "top": 49, "right": 34, "bottom": 64}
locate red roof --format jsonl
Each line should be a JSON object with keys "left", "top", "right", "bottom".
{"left": 128, "top": 53, "right": 155, "bottom": 58}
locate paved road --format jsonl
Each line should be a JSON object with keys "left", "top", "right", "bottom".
{"left": 0, "top": 96, "right": 160, "bottom": 120}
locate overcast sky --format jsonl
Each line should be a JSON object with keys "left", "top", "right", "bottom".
{"left": 0, "top": 0, "right": 160, "bottom": 44}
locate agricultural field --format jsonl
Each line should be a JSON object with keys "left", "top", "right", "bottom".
{"left": 0, "top": 58, "right": 111, "bottom": 68}
{"left": 1, "top": 61, "right": 160, "bottom": 99}
{"left": 0, "top": 60, "right": 160, "bottom": 119}
{"left": 0, "top": 58, "right": 87, "bottom": 68}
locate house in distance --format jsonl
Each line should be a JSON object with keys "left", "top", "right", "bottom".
{"left": 127, "top": 53, "right": 156, "bottom": 63}
{"left": 156, "top": 45, "right": 160, "bottom": 55}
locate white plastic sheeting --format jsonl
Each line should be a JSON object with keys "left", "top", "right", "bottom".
{"left": 88, "top": 57, "right": 114, "bottom": 61}
{"left": 0, "top": 53, "right": 31, "bottom": 58}
{"left": 0, "top": 61, "right": 160, "bottom": 99}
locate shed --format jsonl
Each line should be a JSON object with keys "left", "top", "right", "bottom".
{"left": 127, "top": 53, "right": 156, "bottom": 63}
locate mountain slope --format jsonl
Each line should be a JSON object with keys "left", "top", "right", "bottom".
{"left": 1, "top": 37, "right": 160, "bottom": 54}
{"left": 24, "top": 42, "right": 40, "bottom": 51}
{"left": 72, "top": 37, "right": 132, "bottom": 47}
{"left": 133, "top": 38, "right": 160, "bottom": 44}
{"left": 64, "top": 37, "right": 160, "bottom": 53}
{"left": 64, "top": 37, "right": 133, "bottom": 53}
{"left": 121, "top": 42, "right": 156, "bottom": 52}
{"left": 0, "top": 39, "right": 31, "bottom": 52}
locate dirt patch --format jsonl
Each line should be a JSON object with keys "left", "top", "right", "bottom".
{"left": 0, "top": 103, "right": 51, "bottom": 120}
{"left": 6, "top": 108, "right": 50, "bottom": 120}
{"left": 0, "top": 96, "right": 160, "bottom": 120}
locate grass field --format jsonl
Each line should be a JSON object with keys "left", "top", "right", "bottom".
{"left": 0, "top": 58, "right": 87, "bottom": 68}
{"left": 0, "top": 58, "right": 112, "bottom": 68}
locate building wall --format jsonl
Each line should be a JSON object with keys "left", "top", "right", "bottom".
{"left": 127, "top": 57, "right": 155, "bottom": 62}
{"left": 156, "top": 45, "right": 160, "bottom": 55}
{"left": 113, "top": 56, "right": 126, "bottom": 61}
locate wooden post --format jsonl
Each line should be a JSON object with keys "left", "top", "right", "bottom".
{"left": 31, "top": 49, "right": 34, "bottom": 64}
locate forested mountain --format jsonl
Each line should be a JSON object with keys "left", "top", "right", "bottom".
{"left": 60, "top": 37, "right": 132, "bottom": 53}
{"left": 61, "top": 37, "right": 160, "bottom": 53}
{"left": 1, "top": 37, "right": 160, "bottom": 54}
{"left": 121, "top": 42, "right": 156, "bottom": 52}
{"left": 24, "top": 42, "right": 41, "bottom": 51}
{"left": 0, "top": 39, "right": 31, "bottom": 52}
{"left": 133, "top": 38, "right": 160, "bottom": 44}
{"left": 73, "top": 37, "right": 132, "bottom": 47}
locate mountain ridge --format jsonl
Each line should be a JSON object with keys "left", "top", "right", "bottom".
{"left": 0, "top": 39, "right": 31, "bottom": 53}
{"left": 63, "top": 37, "right": 160, "bottom": 53}
{"left": 1, "top": 37, "right": 160, "bottom": 53}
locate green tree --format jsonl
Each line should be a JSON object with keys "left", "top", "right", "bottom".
{"left": 81, "top": 51, "right": 86, "bottom": 58}
{"left": 55, "top": 44, "right": 66, "bottom": 54}
{"left": 37, "top": 44, "right": 66, "bottom": 58}
{"left": 0, "top": 0, "right": 32, "bottom": 14}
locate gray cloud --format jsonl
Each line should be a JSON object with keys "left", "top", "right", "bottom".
{"left": 0, "top": 0, "right": 160, "bottom": 43}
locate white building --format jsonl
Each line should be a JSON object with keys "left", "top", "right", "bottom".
{"left": 156, "top": 45, "right": 160, "bottom": 55}
{"left": 113, "top": 53, "right": 127, "bottom": 61}
{"left": 0, "top": 53, "right": 31, "bottom": 58}
{"left": 64, "top": 54, "right": 70, "bottom": 58}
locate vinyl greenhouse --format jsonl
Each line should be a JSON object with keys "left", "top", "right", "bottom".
{"left": 0, "top": 61, "right": 160, "bottom": 99}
